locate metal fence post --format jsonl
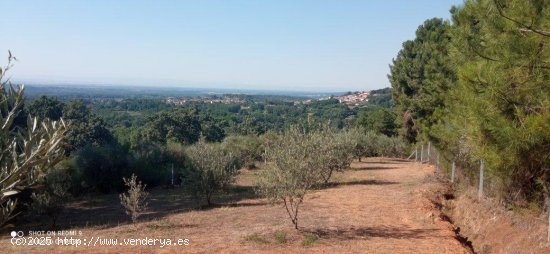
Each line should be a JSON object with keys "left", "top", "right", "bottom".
{"left": 435, "top": 151, "right": 439, "bottom": 171}
{"left": 427, "top": 142, "right": 431, "bottom": 163}
{"left": 420, "top": 144, "right": 424, "bottom": 162}
{"left": 171, "top": 164, "right": 174, "bottom": 186}
{"left": 451, "top": 161, "right": 456, "bottom": 183}
{"left": 478, "top": 160, "right": 484, "bottom": 198}
{"left": 415, "top": 147, "right": 418, "bottom": 161}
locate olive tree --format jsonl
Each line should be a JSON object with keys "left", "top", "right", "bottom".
{"left": 256, "top": 127, "right": 321, "bottom": 229}
{"left": 313, "top": 129, "right": 354, "bottom": 184}
{"left": 185, "top": 141, "right": 238, "bottom": 206}
{"left": 0, "top": 53, "right": 67, "bottom": 226}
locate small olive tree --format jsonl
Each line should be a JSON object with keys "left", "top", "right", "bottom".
{"left": 185, "top": 141, "right": 238, "bottom": 206}
{"left": 313, "top": 129, "right": 355, "bottom": 184}
{"left": 221, "top": 135, "right": 262, "bottom": 169}
{"left": 256, "top": 127, "right": 321, "bottom": 229}
{"left": 119, "top": 174, "right": 148, "bottom": 223}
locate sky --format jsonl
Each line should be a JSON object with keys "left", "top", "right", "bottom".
{"left": 1, "top": 0, "right": 463, "bottom": 92}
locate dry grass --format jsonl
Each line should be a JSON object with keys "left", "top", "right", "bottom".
{"left": 1, "top": 157, "right": 471, "bottom": 253}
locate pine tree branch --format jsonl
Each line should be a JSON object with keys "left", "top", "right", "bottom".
{"left": 494, "top": 0, "right": 550, "bottom": 38}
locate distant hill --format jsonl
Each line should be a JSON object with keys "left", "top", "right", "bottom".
{"left": 367, "top": 87, "right": 393, "bottom": 108}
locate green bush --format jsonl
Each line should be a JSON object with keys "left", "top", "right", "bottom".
{"left": 256, "top": 127, "right": 321, "bottom": 229}
{"left": 29, "top": 168, "right": 71, "bottom": 228}
{"left": 274, "top": 231, "right": 287, "bottom": 244}
{"left": 185, "top": 141, "right": 239, "bottom": 205}
{"left": 221, "top": 135, "right": 262, "bottom": 169}
{"left": 302, "top": 233, "right": 320, "bottom": 247}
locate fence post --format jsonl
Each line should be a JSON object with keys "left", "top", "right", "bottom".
{"left": 421, "top": 144, "right": 425, "bottom": 162}
{"left": 427, "top": 142, "right": 431, "bottom": 163}
{"left": 478, "top": 160, "right": 484, "bottom": 198}
{"left": 451, "top": 161, "right": 456, "bottom": 183}
{"left": 435, "top": 153, "right": 439, "bottom": 171}
{"left": 415, "top": 147, "right": 418, "bottom": 161}
{"left": 171, "top": 164, "right": 174, "bottom": 186}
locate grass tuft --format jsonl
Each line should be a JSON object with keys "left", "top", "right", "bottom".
{"left": 274, "top": 230, "right": 287, "bottom": 244}
{"left": 244, "top": 233, "right": 268, "bottom": 243}
{"left": 302, "top": 233, "right": 319, "bottom": 247}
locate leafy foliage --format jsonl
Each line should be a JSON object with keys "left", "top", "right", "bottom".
{"left": 63, "top": 100, "right": 113, "bottom": 153}
{"left": 0, "top": 54, "right": 67, "bottom": 226}
{"left": 28, "top": 96, "right": 64, "bottom": 121}
{"left": 185, "top": 141, "right": 239, "bottom": 205}
{"left": 391, "top": 0, "right": 550, "bottom": 207}
{"left": 256, "top": 127, "right": 321, "bottom": 229}
{"left": 142, "top": 109, "right": 202, "bottom": 145}
{"left": 389, "top": 18, "right": 456, "bottom": 143}
{"left": 356, "top": 106, "right": 398, "bottom": 136}
{"left": 221, "top": 135, "right": 262, "bottom": 169}
{"left": 29, "top": 168, "right": 71, "bottom": 227}
{"left": 312, "top": 128, "right": 355, "bottom": 183}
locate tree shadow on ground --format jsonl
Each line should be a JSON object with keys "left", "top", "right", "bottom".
{"left": 351, "top": 166, "right": 399, "bottom": 171}
{"left": 12, "top": 185, "right": 262, "bottom": 232}
{"left": 316, "top": 179, "right": 398, "bottom": 190}
{"left": 356, "top": 158, "right": 411, "bottom": 164}
{"left": 304, "top": 226, "right": 439, "bottom": 240}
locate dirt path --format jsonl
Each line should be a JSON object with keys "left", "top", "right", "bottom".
{"left": 1, "top": 157, "right": 470, "bottom": 253}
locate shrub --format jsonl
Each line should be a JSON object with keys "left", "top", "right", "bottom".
{"left": 256, "top": 127, "right": 321, "bottom": 229}
{"left": 302, "top": 233, "right": 320, "bottom": 247}
{"left": 119, "top": 174, "right": 148, "bottom": 223}
{"left": 222, "top": 135, "right": 262, "bottom": 169}
{"left": 185, "top": 141, "right": 238, "bottom": 205}
{"left": 313, "top": 128, "right": 354, "bottom": 183}
{"left": 29, "top": 169, "right": 71, "bottom": 228}
{"left": 128, "top": 142, "right": 174, "bottom": 187}
{"left": 244, "top": 233, "right": 268, "bottom": 243}
{"left": 343, "top": 129, "right": 406, "bottom": 160}
{"left": 75, "top": 144, "right": 128, "bottom": 193}
{"left": 274, "top": 231, "right": 287, "bottom": 244}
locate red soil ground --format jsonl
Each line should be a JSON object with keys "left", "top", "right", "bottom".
{"left": 1, "top": 157, "right": 471, "bottom": 253}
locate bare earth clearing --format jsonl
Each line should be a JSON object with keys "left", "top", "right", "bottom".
{"left": 1, "top": 157, "right": 470, "bottom": 253}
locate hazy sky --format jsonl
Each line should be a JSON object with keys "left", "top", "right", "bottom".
{"left": 1, "top": 0, "right": 463, "bottom": 92}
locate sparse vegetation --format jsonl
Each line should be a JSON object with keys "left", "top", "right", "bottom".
{"left": 119, "top": 174, "right": 149, "bottom": 223}
{"left": 302, "top": 233, "right": 320, "bottom": 247}
{"left": 185, "top": 141, "right": 239, "bottom": 206}
{"left": 29, "top": 169, "right": 71, "bottom": 228}
{"left": 244, "top": 233, "right": 268, "bottom": 243}
{"left": 274, "top": 231, "right": 287, "bottom": 244}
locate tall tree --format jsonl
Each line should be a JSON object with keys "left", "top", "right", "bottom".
{"left": 356, "top": 107, "right": 398, "bottom": 137}
{"left": 389, "top": 18, "right": 456, "bottom": 143}
{"left": 440, "top": 0, "right": 550, "bottom": 204}
{"left": 63, "top": 100, "right": 113, "bottom": 153}
{"left": 142, "top": 109, "right": 202, "bottom": 145}
{"left": 28, "top": 95, "right": 64, "bottom": 121}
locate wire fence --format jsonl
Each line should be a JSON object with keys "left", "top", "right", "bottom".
{"left": 407, "top": 141, "right": 501, "bottom": 199}
{"left": 408, "top": 141, "right": 550, "bottom": 242}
